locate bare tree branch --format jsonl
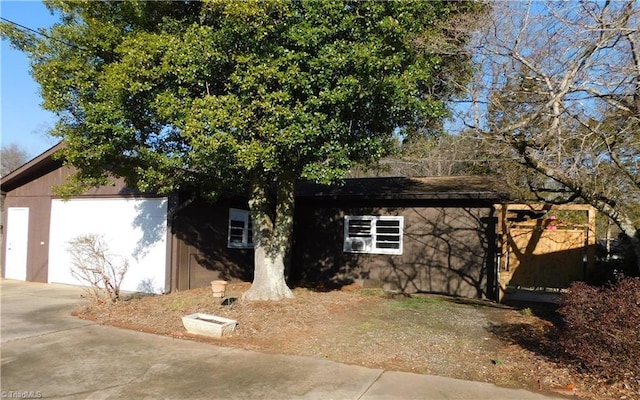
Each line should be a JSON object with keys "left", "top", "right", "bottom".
{"left": 453, "top": 0, "right": 640, "bottom": 272}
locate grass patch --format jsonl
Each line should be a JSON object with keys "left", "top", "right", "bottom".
{"left": 519, "top": 307, "right": 534, "bottom": 317}
{"left": 389, "top": 294, "right": 450, "bottom": 311}
{"left": 168, "top": 299, "right": 187, "bottom": 311}
{"left": 358, "top": 288, "right": 385, "bottom": 296}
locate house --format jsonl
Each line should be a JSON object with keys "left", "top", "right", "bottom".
{"left": 2, "top": 144, "right": 510, "bottom": 299}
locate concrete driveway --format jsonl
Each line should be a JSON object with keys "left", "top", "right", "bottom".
{"left": 0, "top": 280, "right": 567, "bottom": 400}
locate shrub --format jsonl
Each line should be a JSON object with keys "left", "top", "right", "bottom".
{"left": 68, "top": 234, "right": 129, "bottom": 304}
{"left": 558, "top": 277, "right": 640, "bottom": 390}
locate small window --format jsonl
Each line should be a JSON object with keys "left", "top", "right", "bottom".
{"left": 343, "top": 215, "right": 403, "bottom": 255}
{"left": 228, "top": 208, "right": 253, "bottom": 248}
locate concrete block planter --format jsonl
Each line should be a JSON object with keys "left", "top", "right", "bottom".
{"left": 182, "top": 313, "right": 237, "bottom": 337}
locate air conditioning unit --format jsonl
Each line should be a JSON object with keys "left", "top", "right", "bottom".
{"left": 345, "top": 237, "right": 372, "bottom": 252}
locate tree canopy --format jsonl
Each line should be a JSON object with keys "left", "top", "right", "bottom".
{"left": 1, "top": 0, "right": 484, "bottom": 299}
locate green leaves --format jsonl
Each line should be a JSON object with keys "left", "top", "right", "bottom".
{"left": 6, "top": 0, "right": 481, "bottom": 196}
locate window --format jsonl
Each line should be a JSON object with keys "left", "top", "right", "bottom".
{"left": 228, "top": 208, "right": 253, "bottom": 248}
{"left": 343, "top": 215, "right": 403, "bottom": 255}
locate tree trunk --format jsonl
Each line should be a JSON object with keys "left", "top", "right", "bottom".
{"left": 242, "top": 174, "right": 295, "bottom": 301}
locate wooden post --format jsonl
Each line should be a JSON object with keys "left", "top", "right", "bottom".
{"left": 496, "top": 203, "right": 509, "bottom": 301}
{"left": 587, "top": 205, "right": 597, "bottom": 278}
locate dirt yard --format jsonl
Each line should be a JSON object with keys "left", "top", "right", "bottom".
{"left": 74, "top": 283, "right": 634, "bottom": 400}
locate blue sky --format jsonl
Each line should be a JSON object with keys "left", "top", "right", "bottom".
{"left": 1, "top": 0, "right": 59, "bottom": 159}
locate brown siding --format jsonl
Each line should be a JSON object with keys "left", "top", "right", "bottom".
{"left": 7, "top": 165, "right": 129, "bottom": 197}
{"left": 292, "top": 202, "right": 498, "bottom": 299}
{"left": 171, "top": 198, "right": 254, "bottom": 291}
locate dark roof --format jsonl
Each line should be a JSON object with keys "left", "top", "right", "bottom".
{"left": 1, "top": 142, "right": 64, "bottom": 193}
{"left": 297, "top": 176, "right": 509, "bottom": 201}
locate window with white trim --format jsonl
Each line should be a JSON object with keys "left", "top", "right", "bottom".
{"left": 228, "top": 208, "right": 253, "bottom": 248}
{"left": 343, "top": 215, "right": 403, "bottom": 255}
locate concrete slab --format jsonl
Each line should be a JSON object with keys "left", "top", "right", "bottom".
{"left": 502, "top": 289, "right": 563, "bottom": 304}
{"left": 2, "top": 324, "right": 382, "bottom": 399}
{"left": 1, "top": 280, "right": 94, "bottom": 343}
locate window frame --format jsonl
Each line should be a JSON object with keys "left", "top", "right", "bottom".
{"left": 227, "top": 208, "right": 253, "bottom": 249}
{"left": 343, "top": 215, "right": 404, "bottom": 255}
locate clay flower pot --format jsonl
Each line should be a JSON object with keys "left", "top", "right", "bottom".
{"left": 211, "top": 280, "right": 228, "bottom": 298}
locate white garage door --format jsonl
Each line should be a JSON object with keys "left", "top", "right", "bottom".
{"left": 48, "top": 198, "right": 168, "bottom": 293}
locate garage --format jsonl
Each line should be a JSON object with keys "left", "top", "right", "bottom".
{"left": 1, "top": 144, "right": 171, "bottom": 293}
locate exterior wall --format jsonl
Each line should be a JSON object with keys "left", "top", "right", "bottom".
{"left": 171, "top": 197, "right": 254, "bottom": 291}
{"left": 292, "top": 200, "right": 498, "bottom": 299}
{"left": 1, "top": 154, "right": 255, "bottom": 292}
{"left": 2, "top": 165, "right": 73, "bottom": 281}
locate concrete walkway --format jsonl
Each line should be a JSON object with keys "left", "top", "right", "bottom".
{"left": 0, "top": 280, "right": 567, "bottom": 400}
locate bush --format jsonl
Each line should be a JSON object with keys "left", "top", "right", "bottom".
{"left": 558, "top": 277, "right": 640, "bottom": 390}
{"left": 68, "top": 234, "right": 129, "bottom": 304}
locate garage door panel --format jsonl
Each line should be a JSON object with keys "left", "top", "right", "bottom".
{"left": 48, "top": 198, "right": 167, "bottom": 293}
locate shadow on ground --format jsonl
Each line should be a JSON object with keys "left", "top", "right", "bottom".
{"left": 488, "top": 299, "right": 564, "bottom": 363}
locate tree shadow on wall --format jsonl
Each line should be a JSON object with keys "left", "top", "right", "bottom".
{"left": 171, "top": 197, "right": 253, "bottom": 285}
{"left": 290, "top": 205, "right": 380, "bottom": 291}
{"left": 131, "top": 198, "right": 168, "bottom": 261}
{"left": 290, "top": 202, "right": 497, "bottom": 299}
{"left": 383, "top": 207, "right": 497, "bottom": 299}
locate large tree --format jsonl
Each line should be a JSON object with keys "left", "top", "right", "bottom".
{"left": 1, "top": 0, "right": 482, "bottom": 299}
{"left": 455, "top": 1, "right": 640, "bottom": 273}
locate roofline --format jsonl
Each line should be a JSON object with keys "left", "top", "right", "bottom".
{"left": 1, "top": 142, "right": 65, "bottom": 192}
{"left": 297, "top": 192, "right": 508, "bottom": 201}
{"left": 296, "top": 176, "right": 510, "bottom": 201}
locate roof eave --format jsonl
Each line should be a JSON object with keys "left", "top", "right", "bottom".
{"left": 1, "top": 142, "right": 64, "bottom": 192}
{"left": 297, "top": 192, "right": 509, "bottom": 202}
